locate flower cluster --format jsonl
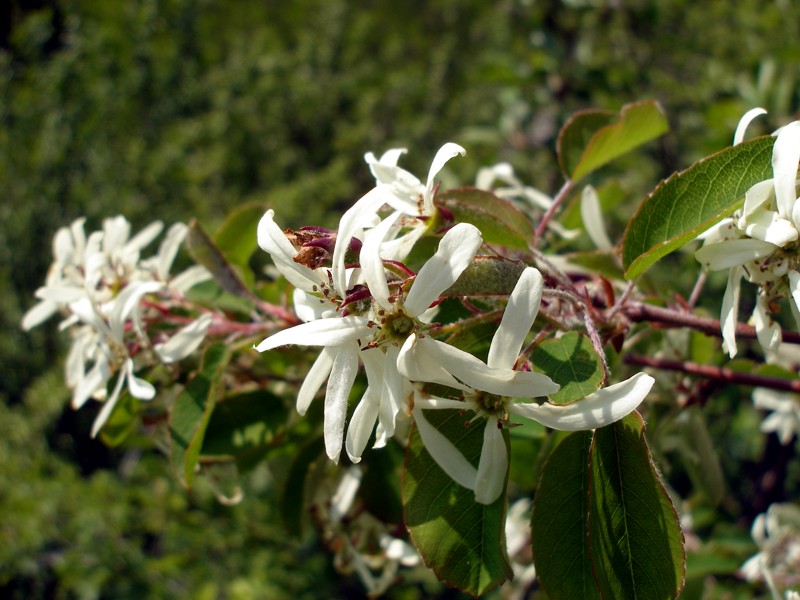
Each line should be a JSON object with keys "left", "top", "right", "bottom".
{"left": 740, "top": 503, "right": 800, "bottom": 597}
{"left": 696, "top": 109, "right": 800, "bottom": 357}
{"left": 256, "top": 143, "right": 654, "bottom": 504}
{"left": 23, "top": 216, "right": 212, "bottom": 436}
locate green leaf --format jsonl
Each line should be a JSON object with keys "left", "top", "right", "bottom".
{"left": 675, "top": 408, "right": 726, "bottom": 507}
{"left": 404, "top": 410, "right": 512, "bottom": 596}
{"left": 558, "top": 100, "right": 669, "bottom": 181}
{"left": 214, "top": 201, "right": 265, "bottom": 269}
{"left": 169, "top": 343, "right": 232, "bottom": 488}
{"left": 186, "top": 219, "right": 255, "bottom": 300}
{"left": 589, "top": 412, "right": 685, "bottom": 599}
{"left": 531, "top": 332, "right": 604, "bottom": 404}
{"left": 436, "top": 188, "right": 535, "bottom": 249}
{"left": 201, "top": 389, "right": 288, "bottom": 471}
{"left": 622, "top": 135, "right": 775, "bottom": 279}
{"left": 280, "top": 436, "right": 325, "bottom": 535}
{"left": 531, "top": 430, "right": 600, "bottom": 600}
{"left": 99, "top": 391, "right": 138, "bottom": 447}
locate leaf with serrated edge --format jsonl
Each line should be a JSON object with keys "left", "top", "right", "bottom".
{"left": 170, "top": 343, "right": 231, "bottom": 487}
{"left": 437, "top": 188, "right": 535, "bottom": 249}
{"left": 404, "top": 409, "right": 512, "bottom": 596}
{"left": 559, "top": 101, "right": 669, "bottom": 181}
{"left": 531, "top": 332, "right": 604, "bottom": 404}
{"left": 532, "top": 430, "right": 600, "bottom": 599}
{"left": 622, "top": 135, "right": 775, "bottom": 279}
{"left": 588, "top": 412, "right": 685, "bottom": 599}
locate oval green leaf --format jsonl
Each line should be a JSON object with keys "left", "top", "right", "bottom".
{"left": 169, "top": 343, "right": 232, "bottom": 487}
{"left": 558, "top": 100, "right": 669, "bottom": 182}
{"left": 531, "top": 332, "right": 604, "bottom": 404}
{"left": 588, "top": 412, "right": 686, "bottom": 599}
{"left": 622, "top": 135, "right": 775, "bottom": 280}
{"left": 214, "top": 201, "right": 266, "bottom": 269}
{"left": 531, "top": 430, "right": 601, "bottom": 600}
{"left": 436, "top": 188, "right": 535, "bottom": 249}
{"left": 187, "top": 219, "right": 254, "bottom": 299}
{"left": 403, "top": 409, "right": 512, "bottom": 596}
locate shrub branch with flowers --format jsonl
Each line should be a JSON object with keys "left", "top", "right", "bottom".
{"left": 23, "top": 100, "right": 800, "bottom": 598}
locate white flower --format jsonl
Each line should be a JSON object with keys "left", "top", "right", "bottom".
{"left": 740, "top": 503, "right": 800, "bottom": 596}
{"left": 753, "top": 388, "right": 800, "bottom": 445}
{"left": 365, "top": 143, "right": 466, "bottom": 217}
{"left": 695, "top": 111, "right": 800, "bottom": 357}
{"left": 399, "top": 267, "right": 654, "bottom": 504}
{"left": 256, "top": 209, "right": 484, "bottom": 464}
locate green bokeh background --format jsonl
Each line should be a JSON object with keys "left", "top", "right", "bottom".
{"left": 3, "top": 1, "right": 799, "bottom": 597}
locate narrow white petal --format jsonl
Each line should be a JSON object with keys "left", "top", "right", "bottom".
{"left": 90, "top": 369, "right": 127, "bottom": 437}
{"left": 742, "top": 179, "right": 774, "bottom": 219}
{"left": 721, "top": 267, "right": 742, "bottom": 358}
{"left": 255, "top": 316, "right": 368, "bottom": 352}
{"left": 423, "top": 143, "right": 466, "bottom": 214}
{"left": 739, "top": 209, "right": 798, "bottom": 247}
{"left": 109, "top": 281, "right": 164, "bottom": 341}
{"left": 124, "top": 359, "right": 156, "bottom": 400}
{"left": 580, "top": 185, "right": 614, "bottom": 251}
{"left": 397, "top": 335, "right": 469, "bottom": 391}
{"left": 154, "top": 313, "right": 214, "bottom": 363}
{"left": 376, "top": 345, "right": 404, "bottom": 439}
{"left": 21, "top": 300, "right": 58, "bottom": 331}
{"left": 789, "top": 271, "right": 800, "bottom": 317}
{"left": 257, "top": 209, "right": 323, "bottom": 292}
{"left": 124, "top": 220, "right": 164, "bottom": 255}
{"left": 292, "top": 288, "right": 328, "bottom": 323}
{"left": 156, "top": 222, "right": 188, "bottom": 280}
{"left": 419, "top": 337, "right": 560, "bottom": 397}
{"left": 474, "top": 421, "right": 508, "bottom": 505}
{"left": 413, "top": 407, "right": 477, "bottom": 489}
{"left": 772, "top": 121, "right": 800, "bottom": 220}
{"left": 487, "top": 267, "right": 543, "bottom": 370}
{"left": 72, "top": 359, "right": 111, "bottom": 409}
{"left": 35, "top": 285, "right": 87, "bottom": 305}
{"left": 297, "top": 346, "right": 337, "bottom": 415}
{"left": 733, "top": 107, "right": 767, "bottom": 145}
{"left": 329, "top": 466, "right": 362, "bottom": 523}
{"left": 404, "top": 223, "right": 482, "bottom": 316}
{"left": 509, "top": 372, "right": 654, "bottom": 431}
{"left": 170, "top": 265, "right": 212, "bottom": 293}
{"left": 345, "top": 388, "right": 381, "bottom": 463}
{"left": 752, "top": 294, "right": 782, "bottom": 353}
{"left": 695, "top": 238, "right": 777, "bottom": 270}
{"left": 332, "top": 186, "right": 388, "bottom": 295}
{"left": 415, "top": 397, "right": 469, "bottom": 410}
{"left": 324, "top": 344, "right": 359, "bottom": 463}
{"left": 360, "top": 212, "right": 401, "bottom": 310}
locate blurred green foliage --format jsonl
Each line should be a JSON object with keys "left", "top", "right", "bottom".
{"left": 3, "top": 0, "right": 800, "bottom": 597}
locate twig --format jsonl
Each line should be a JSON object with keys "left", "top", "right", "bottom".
{"left": 625, "top": 354, "right": 800, "bottom": 393}
{"left": 535, "top": 180, "right": 574, "bottom": 239}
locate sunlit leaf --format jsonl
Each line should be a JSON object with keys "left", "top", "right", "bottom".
{"left": 99, "top": 391, "right": 138, "bottom": 447}
{"left": 404, "top": 410, "right": 512, "bottom": 596}
{"left": 170, "top": 343, "right": 231, "bottom": 487}
{"left": 589, "top": 412, "right": 685, "bottom": 599}
{"left": 558, "top": 100, "right": 669, "bottom": 181}
{"left": 187, "top": 219, "right": 254, "bottom": 299}
{"left": 214, "top": 201, "right": 266, "bottom": 269}
{"left": 436, "top": 188, "right": 535, "bottom": 249}
{"left": 531, "top": 430, "right": 600, "bottom": 599}
{"left": 622, "top": 135, "right": 775, "bottom": 279}
{"left": 531, "top": 332, "right": 604, "bottom": 404}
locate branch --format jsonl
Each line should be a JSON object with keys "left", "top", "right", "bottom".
{"left": 622, "top": 301, "right": 800, "bottom": 345}
{"left": 625, "top": 354, "right": 800, "bottom": 393}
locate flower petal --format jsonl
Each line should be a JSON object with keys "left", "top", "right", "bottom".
{"left": 752, "top": 293, "right": 781, "bottom": 353}
{"left": 474, "top": 421, "right": 508, "bottom": 505}
{"left": 297, "top": 345, "right": 337, "bottom": 415}
{"left": 509, "top": 372, "right": 654, "bottom": 430}
{"left": 487, "top": 267, "right": 543, "bottom": 370}
{"left": 733, "top": 107, "right": 767, "bottom": 145}
{"left": 154, "top": 313, "right": 213, "bottom": 363}
{"left": 154, "top": 222, "right": 188, "bottom": 280}
{"left": 423, "top": 143, "right": 466, "bottom": 215}
{"left": 721, "top": 267, "right": 742, "bottom": 358}
{"left": 739, "top": 208, "right": 798, "bottom": 247}
{"left": 404, "top": 223, "right": 482, "bottom": 317}
{"left": 255, "top": 315, "right": 368, "bottom": 352}
{"left": 124, "top": 358, "right": 156, "bottom": 400}
{"left": 257, "top": 209, "right": 323, "bottom": 292}
{"left": 90, "top": 367, "right": 127, "bottom": 437}
{"left": 360, "top": 212, "right": 402, "bottom": 310}
{"left": 324, "top": 343, "right": 359, "bottom": 463}
{"left": 413, "top": 407, "right": 477, "bottom": 490}
{"left": 695, "top": 238, "right": 777, "bottom": 270}
{"left": 345, "top": 387, "right": 381, "bottom": 463}
{"left": 772, "top": 120, "right": 800, "bottom": 220}
{"left": 580, "top": 185, "right": 614, "bottom": 251}
{"left": 397, "top": 335, "right": 469, "bottom": 391}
